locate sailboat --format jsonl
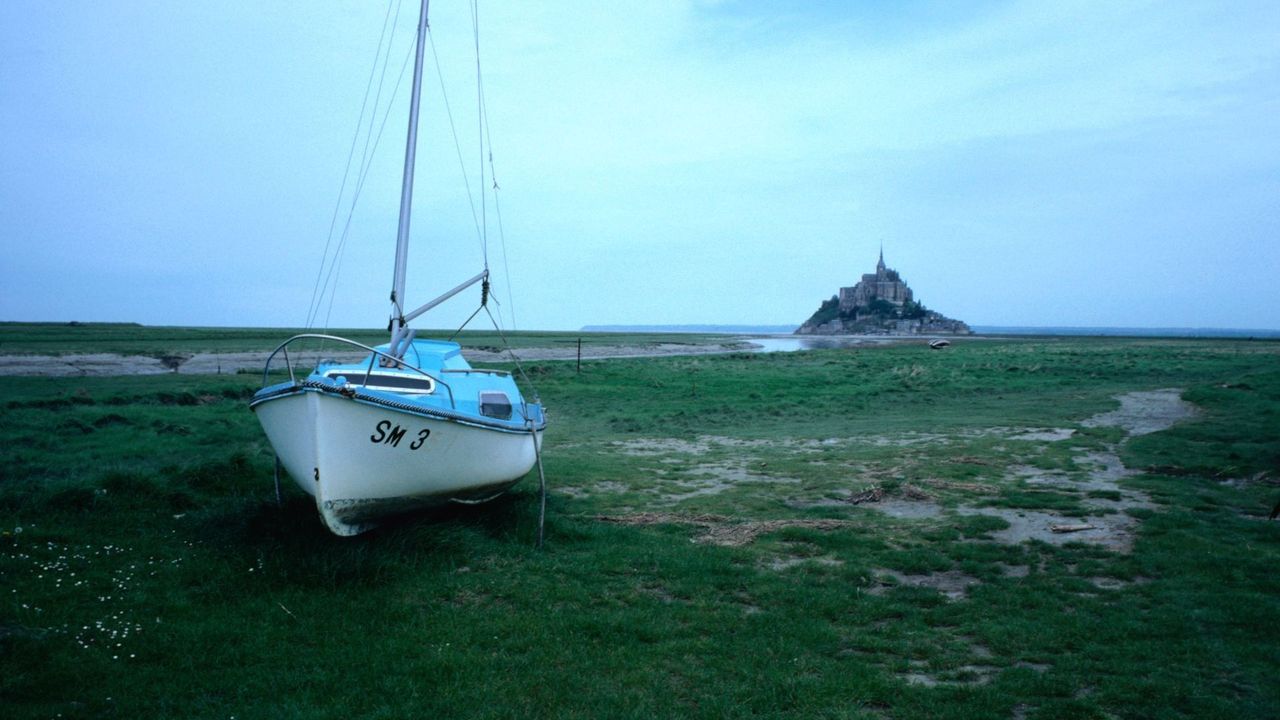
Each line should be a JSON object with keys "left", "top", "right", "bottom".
{"left": 250, "top": 0, "right": 546, "bottom": 536}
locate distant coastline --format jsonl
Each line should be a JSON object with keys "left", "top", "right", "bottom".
{"left": 582, "top": 324, "right": 1280, "bottom": 339}
{"left": 971, "top": 326, "right": 1280, "bottom": 339}
{"left": 580, "top": 324, "right": 798, "bottom": 334}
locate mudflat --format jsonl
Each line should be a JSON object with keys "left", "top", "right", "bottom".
{"left": 3, "top": 334, "right": 1278, "bottom": 718}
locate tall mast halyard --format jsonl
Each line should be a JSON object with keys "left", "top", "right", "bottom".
{"left": 389, "top": 0, "right": 431, "bottom": 350}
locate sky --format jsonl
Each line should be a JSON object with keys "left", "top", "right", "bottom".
{"left": 2, "top": 0, "right": 1278, "bottom": 332}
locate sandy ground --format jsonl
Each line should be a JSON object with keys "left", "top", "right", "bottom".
{"left": 875, "top": 388, "right": 1194, "bottom": 552}
{"left": 0, "top": 341, "right": 765, "bottom": 377}
{"left": 597, "top": 388, "right": 1198, "bottom": 555}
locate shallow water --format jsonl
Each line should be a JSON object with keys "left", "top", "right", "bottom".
{"left": 746, "top": 336, "right": 898, "bottom": 353}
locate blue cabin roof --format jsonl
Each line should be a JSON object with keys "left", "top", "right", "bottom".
{"left": 376, "top": 339, "right": 471, "bottom": 372}
{"left": 298, "top": 339, "right": 542, "bottom": 430}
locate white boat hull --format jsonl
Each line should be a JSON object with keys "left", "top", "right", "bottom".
{"left": 253, "top": 389, "right": 540, "bottom": 535}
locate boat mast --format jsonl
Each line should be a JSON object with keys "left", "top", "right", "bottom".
{"left": 389, "top": 0, "right": 431, "bottom": 347}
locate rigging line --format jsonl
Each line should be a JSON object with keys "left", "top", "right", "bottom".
{"left": 315, "top": 0, "right": 405, "bottom": 334}
{"left": 314, "top": 0, "right": 408, "bottom": 332}
{"left": 470, "top": 1, "right": 516, "bottom": 332}
{"left": 469, "top": 0, "right": 505, "bottom": 333}
{"left": 305, "top": 0, "right": 397, "bottom": 329}
{"left": 320, "top": 39, "right": 417, "bottom": 334}
{"left": 492, "top": 184, "right": 517, "bottom": 331}
{"left": 478, "top": 85, "right": 514, "bottom": 331}
{"left": 427, "top": 28, "right": 483, "bottom": 246}
{"left": 354, "top": 0, "right": 404, "bottom": 202}
{"left": 447, "top": 303, "right": 485, "bottom": 343}
{"left": 483, "top": 305, "right": 540, "bottom": 404}
{"left": 326, "top": 0, "right": 405, "bottom": 332}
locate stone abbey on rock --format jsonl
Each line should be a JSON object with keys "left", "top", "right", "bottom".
{"left": 796, "top": 249, "right": 971, "bottom": 336}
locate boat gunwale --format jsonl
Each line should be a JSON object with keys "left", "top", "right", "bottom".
{"left": 250, "top": 379, "right": 546, "bottom": 435}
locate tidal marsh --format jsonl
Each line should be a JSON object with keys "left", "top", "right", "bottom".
{"left": 2, "top": 335, "right": 1278, "bottom": 718}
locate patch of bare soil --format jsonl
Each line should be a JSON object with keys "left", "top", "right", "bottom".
{"left": 1220, "top": 471, "right": 1278, "bottom": 489}
{"left": 1089, "top": 576, "right": 1151, "bottom": 590}
{"left": 600, "top": 388, "right": 1199, "bottom": 552}
{"left": 901, "top": 663, "right": 1001, "bottom": 687}
{"left": 893, "top": 634, "right": 1041, "bottom": 688}
{"left": 766, "top": 555, "right": 844, "bottom": 571}
{"left": 614, "top": 435, "right": 845, "bottom": 457}
{"left": 1007, "top": 428, "right": 1076, "bottom": 442}
{"left": 955, "top": 391, "right": 1198, "bottom": 552}
{"left": 996, "top": 563, "right": 1031, "bottom": 578}
{"left": 1082, "top": 388, "right": 1197, "bottom": 436}
{"left": 786, "top": 483, "right": 948, "bottom": 518}
{"left": 557, "top": 480, "right": 631, "bottom": 499}
{"left": 594, "top": 513, "right": 851, "bottom": 547}
{"left": 870, "top": 499, "right": 946, "bottom": 520}
{"left": 0, "top": 350, "right": 375, "bottom": 377}
{"left": 0, "top": 353, "right": 173, "bottom": 376}
{"left": 850, "top": 483, "right": 947, "bottom": 519}
{"left": 899, "top": 657, "right": 1050, "bottom": 689}
{"left": 612, "top": 438, "right": 712, "bottom": 456}
{"left": 920, "top": 478, "right": 1000, "bottom": 495}
{"left": 653, "top": 461, "right": 800, "bottom": 503}
{"left": 867, "top": 569, "right": 981, "bottom": 600}
{"left": 1015, "top": 451, "right": 1155, "bottom": 517}
{"left": 957, "top": 506, "right": 1143, "bottom": 552}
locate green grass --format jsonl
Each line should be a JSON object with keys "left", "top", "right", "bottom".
{"left": 2, "top": 337, "right": 1279, "bottom": 718}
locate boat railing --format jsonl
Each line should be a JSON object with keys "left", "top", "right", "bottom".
{"left": 260, "top": 333, "right": 456, "bottom": 409}
{"left": 441, "top": 368, "right": 512, "bottom": 376}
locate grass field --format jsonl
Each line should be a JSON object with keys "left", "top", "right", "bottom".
{"left": 2, "top": 334, "right": 1278, "bottom": 718}
{"left": 0, "top": 321, "right": 733, "bottom": 356}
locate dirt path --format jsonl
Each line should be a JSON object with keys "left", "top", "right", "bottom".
{"left": 1081, "top": 388, "right": 1197, "bottom": 435}
{"left": 594, "top": 389, "right": 1199, "bottom": 554}
{"left": 948, "top": 388, "right": 1194, "bottom": 552}
{"left": 0, "top": 341, "right": 758, "bottom": 377}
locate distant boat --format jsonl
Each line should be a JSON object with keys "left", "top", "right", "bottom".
{"left": 249, "top": 1, "right": 545, "bottom": 536}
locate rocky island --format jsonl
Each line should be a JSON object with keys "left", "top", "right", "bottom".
{"left": 796, "top": 250, "right": 971, "bottom": 335}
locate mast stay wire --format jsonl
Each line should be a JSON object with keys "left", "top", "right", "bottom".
{"left": 467, "top": 0, "right": 547, "bottom": 550}
{"left": 312, "top": 7, "right": 422, "bottom": 333}
{"left": 305, "top": 0, "right": 398, "bottom": 331}
{"left": 311, "top": 1, "right": 524, "bottom": 352}
{"left": 318, "top": 0, "right": 407, "bottom": 332}
{"left": 310, "top": 0, "right": 411, "bottom": 334}
{"left": 426, "top": 29, "right": 484, "bottom": 250}
{"left": 471, "top": 0, "right": 518, "bottom": 332}
{"left": 468, "top": 0, "right": 520, "bottom": 334}
{"left": 425, "top": 1, "right": 517, "bottom": 335}
{"left": 469, "top": 0, "right": 519, "bottom": 334}
{"left": 320, "top": 38, "right": 417, "bottom": 334}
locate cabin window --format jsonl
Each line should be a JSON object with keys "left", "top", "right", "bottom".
{"left": 479, "top": 391, "right": 513, "bottom": 420}
{"left": 326, "top": 372, "right": 435, "bottom": 394}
